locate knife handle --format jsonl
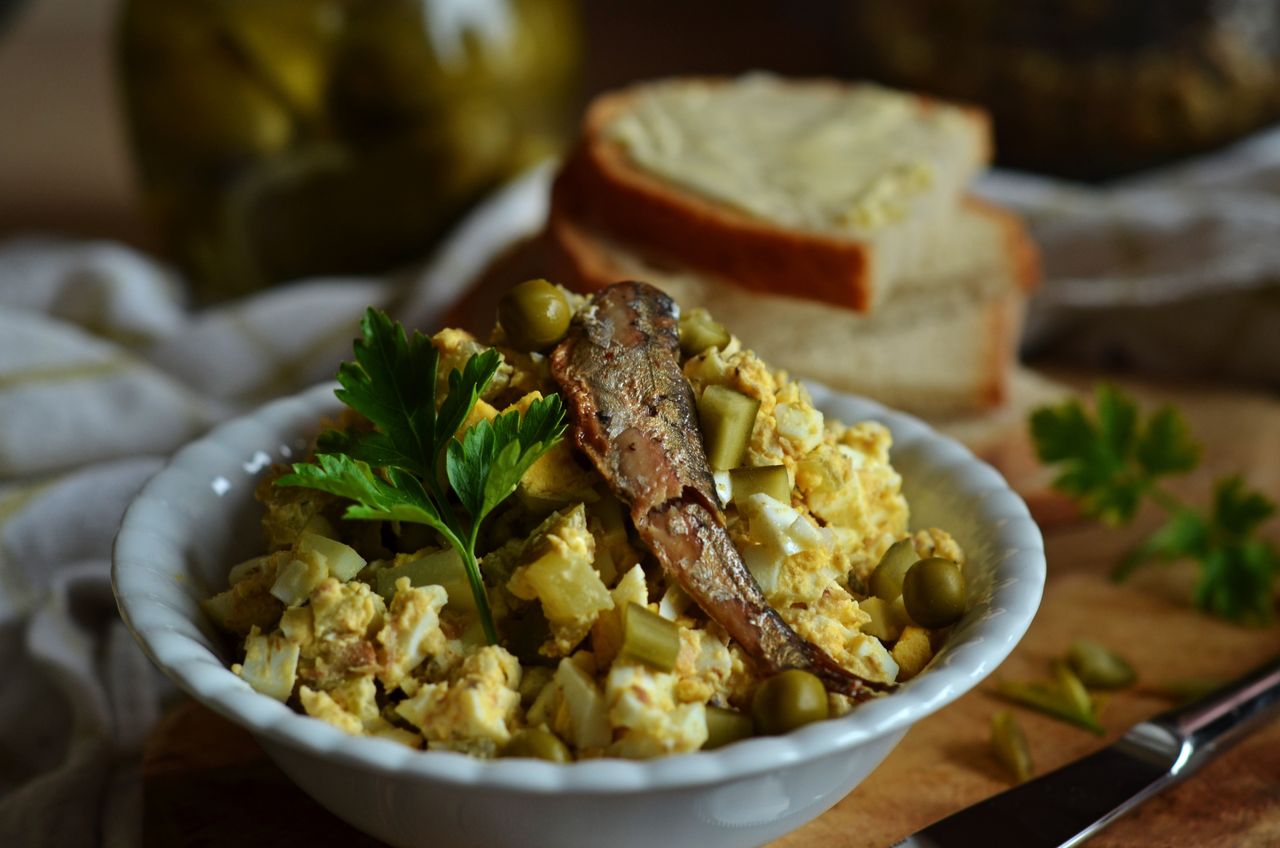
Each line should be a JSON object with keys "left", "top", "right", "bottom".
{"left": 1150, "top": 654, "right": 1280, "bottom": 771}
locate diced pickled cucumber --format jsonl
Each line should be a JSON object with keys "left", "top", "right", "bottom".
{"left": 679, "top": 308, "right": 731, "bottom": 356}
{"left": 373, "top": 548, "right": 473, "bottom": 610}
{"left": 618, "top": 603, "right": 680, "bottom": 672}
{"left": 503, "top": 604, "right": 553, "bottom": 666}
{"left": 518, "top": 665, "right": 556, "bottom": 708}
{"left": 586, "top": 492, "right": 638, "bottom": 585}
{"left": 869, "top": 539, "right": 918, "bottom": 600}
{"left": 697, "top": 385, "right": 760, "bottom": 471}
{"left": 703, "top": 706, "right": 754, "bottom": 749}
{"left": 587, "top": 492, "right": 629, "bottom": 547}
{"left": 726, "top": 465, "right": 790, "bottom": 505}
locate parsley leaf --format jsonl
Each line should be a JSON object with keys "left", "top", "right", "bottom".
{"left": 446, "top": 394, "right": 567, "bottom": 524}
{"left": 1134, "top": 407, "right": 1199, "bottom": 477}
{"left": 1031, "top": 385, "right": 1278, "bottom": 624}
{"left": 277, "top": 454, "right": 446, "bottom": 530}
{"left": 1031, "top": 385, "right": 1158, "bottom": 525}
{"left": 330, "top": 308, "right": 441, "bottom": 478}
{"left": 436, "top": 348, "right": 504, "bottom": 454}
{"left": 275, "top": 308, "right": 568, "bottom": 644}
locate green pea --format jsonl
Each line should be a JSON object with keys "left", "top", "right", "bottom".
{"left": 901, "top": 557, "right": 966, "bottom": 628}
{"left": 703, "top": 706, "right": 755, "bottom": 750}
{"left": 751, "top": 669, "right": 829, "bottom": 736}
{"left": 502, "top": 727, "right": 571, "bottom": 762}
{"left": 498, "top": 279, "right": 570, "bottom": 352}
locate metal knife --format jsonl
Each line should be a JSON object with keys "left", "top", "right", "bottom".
{"left": 895, "top": 654, "right": 1280, "bottom": 848}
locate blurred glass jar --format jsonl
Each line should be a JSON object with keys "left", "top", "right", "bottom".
{"left": 117, "top": 0, "right": 581, "bottom": 301}
{"left": 844, "top": 0, "right": 1280, "bottom": 180}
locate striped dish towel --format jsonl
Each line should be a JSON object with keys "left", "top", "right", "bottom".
{"left": 0, "top": 239, "right": 396, "bottom": 846}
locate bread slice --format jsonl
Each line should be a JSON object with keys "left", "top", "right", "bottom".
{"left": 546, "top": 198, "right": 1036, "bottom": 416}
{"left": 562, "top": 74, "right": 992, "bottom": 312}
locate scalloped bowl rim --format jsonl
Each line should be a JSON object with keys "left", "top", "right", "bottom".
{"left": 113, "top": 379, "right": 1043, "bottom": 796}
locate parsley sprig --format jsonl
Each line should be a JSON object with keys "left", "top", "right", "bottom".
{"left": 277, "top": 308, "right": 567, "bottom": 644}
{"left": 1031, "top": 384, "right": 1278, "bottom": 624}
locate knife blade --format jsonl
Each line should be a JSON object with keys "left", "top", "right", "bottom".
{"left": 895, "top": 654, "right": 1280, "bottom": 848}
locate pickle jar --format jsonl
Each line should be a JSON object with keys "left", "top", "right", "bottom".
{"left": 116, "top": 0, "right": 581, "bottom": 301}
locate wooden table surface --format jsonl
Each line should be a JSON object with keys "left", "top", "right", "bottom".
{"left": 140, "top": 376, "right": 1280, "bottom": 847}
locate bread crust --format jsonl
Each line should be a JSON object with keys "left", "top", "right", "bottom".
{"left": 544, "top": 201, "right": 1031, "bottom": 414}
{"left": 549, "top": 179, "right": 1040, "bottom": 300}
{"left": 564, "top": 78, "right": 992, "bottom": 312}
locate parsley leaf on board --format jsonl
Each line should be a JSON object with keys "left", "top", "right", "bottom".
{"left": 276, "top": 307, "right": 568, "bottom": 644}
{"left": 1031, "top": 384, "right": 1278, "bottom": 624}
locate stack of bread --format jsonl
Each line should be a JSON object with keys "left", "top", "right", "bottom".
{"left": 543, "top": 74, "right": 1047, "bottom": 456}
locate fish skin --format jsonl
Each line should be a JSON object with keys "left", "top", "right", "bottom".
{"left": 550, "top": 281, "right": 881, "bottom": 699}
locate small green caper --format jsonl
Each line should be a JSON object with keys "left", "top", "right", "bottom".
{"left": 901, "top": 557, "right": 966, "bottom": 628}
{"left": 1066, "top": 640, "right": 1136, "bottom": 690}
{"left": 501, "top": 727, "right": 571, "bottom": 762}
{"left": 751, "top": 669, "right": 829, "bottom": 736}
{"left": 869, "top": 538, "right": 919, "bottom": 600}
{"left": 498, "top": 279, "right": 570, "bottom": 352}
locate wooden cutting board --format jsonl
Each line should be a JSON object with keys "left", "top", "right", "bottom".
{"left": 140, "top": 377, "right": 1280, "bottom": 847}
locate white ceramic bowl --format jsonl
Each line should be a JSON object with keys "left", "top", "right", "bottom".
{"left": 113, "top": 379, "right": 1043, "bottom": 848}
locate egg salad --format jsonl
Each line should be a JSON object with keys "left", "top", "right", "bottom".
{"left": 204, "top": 287, "right": 966, "bottom": 761}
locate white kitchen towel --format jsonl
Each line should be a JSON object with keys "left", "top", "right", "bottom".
{"left": 978, "top": 124, "right": 1280, "bottom": 385}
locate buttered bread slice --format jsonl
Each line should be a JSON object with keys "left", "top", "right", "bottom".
{"left": 563, "top": 74, "right": 991, "bottom": 312}
{"left": 545, "top": 198, "right": 1037, "bottom": 416}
